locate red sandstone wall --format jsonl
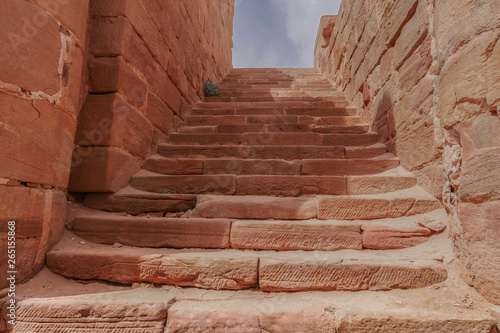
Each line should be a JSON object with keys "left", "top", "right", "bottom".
{"left": 0, "top": 0, "right": 234, "bottom": 290}
{"left": 0, "top": 0, "right": 90, "bottom": 288}
{"left": 69, "top": 0, "right": 234, "bottom": 193}
{"left": 315, "top": 0, "right": 500, "bottom": 305}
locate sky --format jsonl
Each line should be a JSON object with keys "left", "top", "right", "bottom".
{"left": 233, "top": 0, "right": 342, "bottom": 68}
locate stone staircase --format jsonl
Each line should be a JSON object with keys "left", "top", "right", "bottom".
{"left": 12, "top": 68, "right": 497, "bottom": 332}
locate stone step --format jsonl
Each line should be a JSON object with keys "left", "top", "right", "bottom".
{"left": 236, "top": 175, "right": 347, "bottom": 196}
{"left": 317, "top": 186, "right": 442, "bottom": 220}
{"left": 193, "top": 186, "right": 440, "bottom": 220}
{"left": 71, "top": 209, "right": 445, "bottom": 251}
{"left": 72, "top": 215, "right": 231, "bottom": 249}
{"left": 46, "top": 235, "right": 448, "bottom": 291}
{"left": 13, "top": 287, "right": 496, "bottom": 332}
{"left": 82, "top": 186, "right": 195, "bottom": 215}
{"left": 168, "top": 133, "right": 243, "bottom": 145}
{"left": 131, "top": 170, "right": 237, "bottom": 195}
{"left": 311, "top": 124, "right": 369, "bottom": 134}
{"left": 215, "top": 89, "right": 343, "bottom": 98}
{"left": 195, "top": 101, "right": 348, "bottom": 110}
{"left": 203, "top": 96, "right": 350, "bottom": 105}
{"left": 168, "top": 132, "right": 379, "bottom": 146}
{"left": 158, "top": 144, "right": 387, "bottom": 160}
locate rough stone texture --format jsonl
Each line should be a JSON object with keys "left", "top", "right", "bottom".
{"left": 362, "top": 225, "right": 431, "bottom": 250}
{"left": 13, "top": 289, "right": 170, "bottom": 333}
{"left": 75, "top": 94, "right": 153, "bottom": 159}
{"left": 72, "top": 216, "right": 231, "bottom": 249}
{"left": 0, "top": 186, "right": 66, "bottom": 288}
{"left": 69, "top": 147, "right": 141, "bottom": 193}
{"left": 259, "top": 258, "right": 447, "bottom": 292}
{"left": 318, "top": 187, "right": 440, "bottom": 220}
{"left": 314, "top": 0, "right": 500, "bottom": 304}
{"left": 231, "top": 221, "right": 362, "bottom": 251}
{"left": 0, "top": 94, "right": 76, "bottom": 188}
{"left": 193, "top": 195, "right": 318, "bottom": 220}
{"left": 88, "top": 57, "right": 148, "bottom": 110}
{"left": 83, "top": 191, "right": 195, "bottom": 215}
{"left": 47, "top": 247, "right": 258, "bottom": 290}
{"left": 0, "top": 0, "right": 61, "bottom": 93}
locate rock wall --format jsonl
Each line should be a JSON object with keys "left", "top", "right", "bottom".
{"left": 315, "top": 0, "right": 500, "bottom": 305}
{"left": 0, "top": 0, "right": 90, "bottom": 289}
{"left": 0, "top": 0, "right": 234, "bottom": 289}
{"left": 69, "top": 0, "right": 234, "bottom": 192}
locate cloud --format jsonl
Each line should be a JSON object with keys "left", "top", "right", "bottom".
{"left": 232, "top": 0, "right": 340, "bottom": 68}
{"left": 278, "top": 0, "right": 341, "bottom": 67}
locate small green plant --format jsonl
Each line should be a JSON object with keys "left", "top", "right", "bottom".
{"left": 203, "top": 80, "right": 219, "bottom": 97}
{"left": 160, "top": 189, "right": 175, "bottom": 194}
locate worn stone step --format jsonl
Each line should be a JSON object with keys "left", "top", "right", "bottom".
{"left": 301, "top": 157, "right": 400, "bottom": 175}
{"left": 311, "top": 124, "right": 369, "bottom": 134}
{"left": 131, "top": 170, "right": 237, "bottom": 195}
{"left": 193, "top": 186, "right": 440, "bottom": 220}
{"left": 168, "top": 133, "right": 243, "bottom": 145}
{"left": 318, "top": 186, "right": 442, "bottom": 220}
{"left": 186, "top": 115, "right": 247, "bottom": 126}
{"left": 14, "top": 287, "right": 497, "bottom": 332}
{"left": 286, "top": 107, "right": 358, "bottom": 117}
{"left": 299, "top": 115, "right": 364, "bottom": 126}
{"left": 346, "top": 143, "right": 388, "bottom": 158}
{"left": 196, "top": 101, "right": 347, "bottom": 110}
{"left": 203, "top": 159, "right": 302, "bottom": 175}
{"left": 232, "top": 209, "right": 446, "bottom": 252}
{"left": 204, "top": 96, "right": 350, "bottom": 105}
{"left": 347, "top": 166, "right": 417, "bottom": 194}
{"left": 145, "top": 155, "right": 203, "bottom": 175}
{"left": 72, "top": 215, "right": 231, "bottom": 249}
{"left": 82, "top": 186, "right": 195, "bottom": 215}
{"left": 193, "top": 195, "right": 318, "bottom": 220}
{"left": 243, "top": 132, "right": 323, "bottom": 145}
{"left": 216, "top": 90, "right": 343, "bottom": 99}
{"left": 178, "top": 125, "right": 216, "bottom": 133}
{"left": 322, "top": 132, "right": 378, "bottom": 146}
{"left": 14, "top": 287, "right": 496, "bottom": 332}
{"left": 230, "top": 220, "right": 362, "bottom": 251}
{"left": 248, "top": 145, "right": 345, "bottom": 160}
{"left": 46, "top": 237, "right": 448, "bottom": 292}
{"left": 159, "top": 144, "right": 251, "bottom": 159}
{"left": 236, "top": 175, "right": 347, "bottom": 196}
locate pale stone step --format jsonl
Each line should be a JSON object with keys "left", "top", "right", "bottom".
{"left": 83, "top": 186, "right": 195, "bottom": 215}
{"left": 311, "top": 124, "right": 369, "bottom": 134}
{"left": 236, "top": 175, "right": 347, "bottom": 196}
{"left": 178, "top": 125, "right": 216, "bottom": 133}
{"left": 46, "top": 234, "right": 449, "bottom": 292}
{"left": 168, "top": 133, "right": 243, "bottom": 145}
{"left": 72, "top": 215, "right": 231, "bottom": 249}
{"left": 159, "top": 144, "right": 251, "bottom": 159}
{"left": 203, "top": 158, "right": 302, "bottom": 175}
{"left": 204, "top": 96, "right": 350, "bottom": 105}
{"left": 193, "top": 187, "right": 440, "bottom": 220}
{"left": 193, "top": 195, "right": 318, "bottom": 220}
{"left": 286, "top": 106, "right": 358, "bottom": 116}
{"left": 346, "top": 142, "right": 388, "bottom": 158}
{"left": 248, "top": 145, "right": 345, "bottom": 160}
{"left": 131, "top": 170, "right": 237, "bottom": 195}
{"left": 231, "top": 209, "right": 447, "bottom": 252}
{"left": 14, "top": 287, "right": 497, "bottom": 332}
{"left": 71, "top": 210, "right": 445, "bottom": 251}
{"left": 144, "top": 155, "right": 203, "bottom": 175}
{"left": 318, "top": 186, "right": 442, "bottom": 220}
{"left": 196, "top": 100, "right": 348, "bottom": 110}
{"left": 347, "top": 166, "right": 418, "bottom": 194}
{"left": 301, "top": 157, "right": 400, "bottom": 175}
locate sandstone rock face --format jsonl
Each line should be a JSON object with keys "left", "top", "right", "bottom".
{"left": 0, "top": 0, "right": 89, "bottom": 287}
{"left": 315, "top": 0, "right": 500, "bottom": 304}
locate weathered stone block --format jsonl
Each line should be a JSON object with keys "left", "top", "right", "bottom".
{"left": 75, "top": 94, "right": 153, "bottom": 158}
{"left": 29, "top": 0, "right": 90, "bottom": 42}
{"left": 0, "top": 0, "right": 60, "bottom": 93}
{"left": 145, "top": 92, "right": 175, "bottom": 134}
{"left": 68, "top": 147, "right": 141, "bottom": 193}
{"left": 89, "top": 57, "right": 148, "bottom": 110}
{"left": 0, "top": 93, "right": 76, "bottom": 188}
